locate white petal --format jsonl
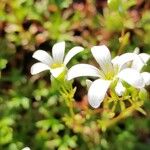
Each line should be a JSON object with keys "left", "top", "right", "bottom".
{"left": 132, "top": 57, "right": 145, "bottom": 72}
{"left": 111, "top": 56, "right": 120, "bottom": 64}
{"left": 141, "top": 72, "right": 150, "bottom": 86}
{"left": 31, "top": 63, "right": 50, "bottom": 75}
{"left": 52, "top": 41, "right": 65, "bottom": 63}
{"left": 112, "top": 53, "right": 138, "bottom": 71}
{"left": 32, "top": 50, "right": 53, "bottom": 65}
{"left": 133, "top": 47, "right": 140, "bottom": 54}
{"left": 67, "top": 64, "right": 101, "bottom": 80}
{"left": 91, "top": 45, "right": 113, "bottom": 74}
{"left": 115, "top": 81, "right": 126, "bottom": 96}
{"left": 111, "top": 56, "right": 121, "bottom": 71}
{"left": 50, "top": 67, "right": 65, "bottom": 78}
{"left": 88, "top": 79, "right": 111, "bottom": 108}
{"left": 86, "top": 79, "right": 93, "bottom": 89}
{"left": 139, "top": 53, "right": 150, "bottom": 64}
{"left": 118, "top": 68, "right": 144, "bottom": 89}
{"left": 64, "top": 46, "right": 84, "bottom": 65}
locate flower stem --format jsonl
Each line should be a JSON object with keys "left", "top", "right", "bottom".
{"left": 60, "top": 82, "right": 75, "bottom": 117}
{"left": 69, "top": 101, "right": 74, "bottom": 117}
{"left": 102, "top": 101, "right": 143, "bottom": 130}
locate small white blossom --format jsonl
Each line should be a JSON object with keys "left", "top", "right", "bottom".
{"left": 132, "top": 48, "right": 150, "bottom": 71}
{"left": 132, "top": 49, "right": 150, "bottom": 86}
{"left": 113, "top": 48, "right": 150, "bottom": 86}
{"left": 67, "top": 45, "right": 145, "bottom": 108}
{"left": 31, "top": 41, "right": 83, "bottom": 78}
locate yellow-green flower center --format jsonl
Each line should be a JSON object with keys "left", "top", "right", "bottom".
{"left": 105, "top": 71, "right": 115, "bottom": 80}
{"left": 50, "top": 63, "right": 64, "bottom": 69}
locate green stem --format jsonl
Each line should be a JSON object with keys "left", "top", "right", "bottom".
{"left": 60, "top": 83, "right": 75, "bottom": 117}
{"left": 103, "top": 101, "right": 143, "bottom": 130}
{"left": 117, "top": 29, "right": 125, "bottom": 55}
{"left": 69, "top": 101, "right": 74, "bottom": 117}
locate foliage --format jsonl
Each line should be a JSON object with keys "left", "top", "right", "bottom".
{"left": 0, "top": 0, "right": 150, "bottom": 149}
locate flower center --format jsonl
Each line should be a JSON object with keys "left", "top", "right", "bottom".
{"left": 105, "top": 70, "right": 115, "bottom": 80}
{"left": 50, "top": 63, "right": 64, "bottom": 69}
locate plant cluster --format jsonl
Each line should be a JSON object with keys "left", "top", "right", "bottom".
{"left": 0, "top": 0, "right": 150, "bottom": 150}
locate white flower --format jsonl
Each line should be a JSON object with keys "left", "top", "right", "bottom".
{"left": 132, "top": 48, "right": 150, "bottom": 71}
{"left": 31, "top": 41, "right": 83, "bottom": 78}
{"left": 113, "top": 48, "right": 150, "bottom": 86}
{"left": 67, "top": 45, "right": 145, "bottom": 108}
{"left": 132, "top": 49, "right": 150, "bottom": 86}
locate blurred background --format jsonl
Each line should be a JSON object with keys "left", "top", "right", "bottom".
{"left": 0, "top": 0, "right": 150, "bottom": 149}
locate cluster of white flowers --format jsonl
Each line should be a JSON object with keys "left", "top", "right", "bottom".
{"left": 31, "top": 42, "right": 150, "bottom": 109}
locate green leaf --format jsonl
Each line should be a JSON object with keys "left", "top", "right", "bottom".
{"left": 139, "top": 88, "right": 149, "bottom": 101}
{"left": 108, "top": 0, "right": 136, "bottom": 12}
{"left": 0, "top": 58, "right": 7, "bottom": 70}
{"left": 0, "top": 126, "right": 13, "bottom": 145}
{"left": 108, "top": 0, "right": 122, "bottom": 12}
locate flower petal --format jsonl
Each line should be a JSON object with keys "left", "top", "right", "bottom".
{"left": 88, "top": 79, "right": 111, "bottom": 108}
{"left": 115, "top": 81, "right": 126, "bottom": 96}
{"left": 118, "top": 68, "right": 144, "bottom": 89}
{"left": 112, "top": 53, "right": 138, "bottom": 71}
{"left": 50, "top": 67, "right": 65, "bottom": 78}
{"left": 91, "top": 45, "right": 113, "bottom": 74}
{"left": 32, "top": 50, "right": 53, "bottom": 65}
{"left": 133, "top": 47, "right": 140, "bottom": 54}
{"left": 139, "top": 53, "right": 150, "bottom": 64}
{"left": 52, "top": 41, "right": 65, "bottom": 63}
{"left": 141, "top": 72, "right": 150, "bottom": 86}
{"left": 86, "top": 79, "right": 93, "bottom": 89}
{"left": 131, "top": 56, "right": 145, "bottom": 72}
{"left": 67, "top": 64, "right": 101, "bottom": 80}
{"left": 64, "top": 46, "right": 84, "bottom": 65}
{"left": 31, "top": 63, "right": 50, "bottom": 75}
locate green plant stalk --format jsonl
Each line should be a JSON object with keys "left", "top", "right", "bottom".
{"left": 60, "top": 83, "right": 75, "bottom": 117}
{"left": 68, "top": 98, "right": 74, "bottom": 117}
{"left": 102, "top": 101, "right": 143, "bottom": 130}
